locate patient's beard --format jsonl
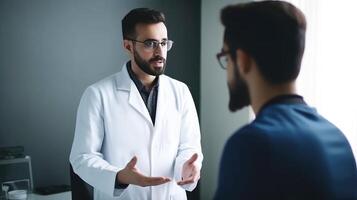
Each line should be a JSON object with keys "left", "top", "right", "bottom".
{"left": 228, "top": 63, "right": 251, "bottom": 112}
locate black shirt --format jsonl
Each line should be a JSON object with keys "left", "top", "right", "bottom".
{"left": 126, "top": 61, "right": 159, "bottom": 125}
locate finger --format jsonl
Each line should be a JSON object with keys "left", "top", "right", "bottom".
{"left": 127, "top": 156, "right": 137, "bottom": 168}
{"left": 177, "top": 177, "right": 195, "bottom": 185}
{"left": 178, "top": 170, "right": 199, "bottom": 186}
{"left": 142, "top": 176, "right": 171, "bottom": 187}
{"left": 186, "top": 153, "right": 198, "bottom": 164}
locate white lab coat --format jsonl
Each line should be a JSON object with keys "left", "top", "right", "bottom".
{"left": 69, "top": 63, "right": 203, "bottom": 200}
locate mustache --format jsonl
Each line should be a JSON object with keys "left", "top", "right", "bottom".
{"left": 149, "top": 56, "right": 166, "bottom": 63}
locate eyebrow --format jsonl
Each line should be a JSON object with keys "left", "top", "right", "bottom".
{"left": 144, "top": 38, "right": 168, "bottom": 42}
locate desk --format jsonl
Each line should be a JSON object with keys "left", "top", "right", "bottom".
{"left": 28, "top": 191, "right": 71, "bottom": 200}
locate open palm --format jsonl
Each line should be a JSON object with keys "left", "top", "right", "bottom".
{"left": 177, "top": 153, "right": 200, "bottom": 185}
{"left": 117, "top": 156, "right": 171, "bottom": 187}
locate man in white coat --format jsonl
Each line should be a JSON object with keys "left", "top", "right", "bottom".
{"left": 69, "top": 8, "right": 203, "bottom": 200}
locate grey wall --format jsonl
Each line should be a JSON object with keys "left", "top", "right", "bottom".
{"left": 0, "top": 0, "right": 201, "bottom": 193}
{"left": 200, "top": 0, "right": 251, "bottom": 199}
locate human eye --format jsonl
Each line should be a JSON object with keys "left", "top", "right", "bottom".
{"left": 143, "top": 40, "right": 157, "bottom": 49}
{"left": 160, "top": 40, "right": 168, "bottom": 47}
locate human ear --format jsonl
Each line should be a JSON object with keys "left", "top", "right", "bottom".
{"left": 236, "top": 49, "right": 252, "bottom": 75}
{"left": 123, "top": 40, "right": 132, "bottom": 53}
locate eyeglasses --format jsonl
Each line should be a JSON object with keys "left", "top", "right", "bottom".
{"left": 216, "top": 50, "right": 230, "bottom": 69}
{"left": 126, "top": 38, "right": 174, "bottom": 52}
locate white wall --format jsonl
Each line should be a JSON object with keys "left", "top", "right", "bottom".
{"left": 200, "top": 0, "right": 251, "bottom": 199}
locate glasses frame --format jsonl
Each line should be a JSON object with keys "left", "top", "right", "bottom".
{"left": 126, "top": 38, "right": 174, "bottom": 52}
{"left": 216, "top": 50, "right": 231, "bottom": 70}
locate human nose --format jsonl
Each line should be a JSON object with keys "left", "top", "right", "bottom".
{"left": 154, "top": 43, "right": 164, "bottom": 55}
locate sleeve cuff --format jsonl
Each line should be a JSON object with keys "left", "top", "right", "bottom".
{"left": 180, "top": 181, "right": 198, "bottom": 192}
{"left": 115, "top": 172, "right": 129, "bottom": 189}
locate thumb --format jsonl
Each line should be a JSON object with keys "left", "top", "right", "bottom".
{"left": 187, "top": 153, "right": 198, "bottom": 165}
{"left": 127, "top": 156, "right": 137, "bottom": 168}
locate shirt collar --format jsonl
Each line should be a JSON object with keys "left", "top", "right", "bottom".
{"left": 126, "top": 61, "right": 159, "bottom": 93}
{"left": 258, "top": 94, "right": 306, "bottom": 115}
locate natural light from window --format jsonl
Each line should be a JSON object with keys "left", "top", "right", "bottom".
{"left": 286, "top": 0, "right": 357, "bottom": 160}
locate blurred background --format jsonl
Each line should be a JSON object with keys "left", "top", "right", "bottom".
{"left": 1, "top": 0, "right": 356, "bottom": 199}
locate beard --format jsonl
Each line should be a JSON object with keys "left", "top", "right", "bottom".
{"left": 133, "top": 48, "right": 166, "bottom": 76}
{"left": 228, "top": 63, "right": 251, "bottom": 112}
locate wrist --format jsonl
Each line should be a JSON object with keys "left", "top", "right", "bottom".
{"left": 115, "top": 171, "right": 129, "bottom": 189}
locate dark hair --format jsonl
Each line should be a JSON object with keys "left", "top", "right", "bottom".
{"left": 221, "top": 1, "right": 306, "bottom": 84}
{"left": 122, "top": 8, "right": 166, "bottom": 40}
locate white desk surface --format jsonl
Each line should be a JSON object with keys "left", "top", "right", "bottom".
{"left": 28, "top": 191, "right": 71, "bottom": 200}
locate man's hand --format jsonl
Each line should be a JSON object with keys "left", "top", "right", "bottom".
{"left": 177, "top": 153, "right": 200, "bottom": 186}
{"left": 117, "top": 156, "right": 171, "bottom": 187}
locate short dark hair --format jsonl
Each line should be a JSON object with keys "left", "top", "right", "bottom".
{"left": 221, "top": 1, "right": 306, "bottom": 84}
{"left": 122, "top": 8, "right": 166, "bottom": 40}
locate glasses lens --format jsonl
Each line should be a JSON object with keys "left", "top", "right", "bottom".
{"left": 166, "top": 40, "right": 173, "bottom": 51}
{"left": 219, "top": 55, "right": 227, "bottom": 69}
{"left": 143, "top": 40, "right": 158, "bottom": 49}
{"left": 141, "top": 40, "right": 174, "bottom": 51}
{"left": 221, "top": 57, "right": 227, "bottom": 69}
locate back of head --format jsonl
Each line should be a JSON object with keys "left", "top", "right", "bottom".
{"left": 122, "top": 8, "right": 166, "bottom": 40}
{"left": 221, "top": 1, "right": 306, "bottom": 84}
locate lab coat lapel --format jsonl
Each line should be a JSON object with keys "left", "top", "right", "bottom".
{"left": 116, "top": 63, "right": 152, "bottom": 125}
{"left": 129, "top": 83, "right": 152, "bottom": 125}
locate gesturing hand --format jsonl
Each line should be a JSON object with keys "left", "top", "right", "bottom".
{"left": 117, "top": 156, "right": 171, "bottom": 187}
{"left": 177, "top": 153, "right": 200, "bottom": 186}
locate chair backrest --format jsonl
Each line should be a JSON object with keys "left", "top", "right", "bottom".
{"left": 70, "top": 164, "right": 93, "bottom": 200}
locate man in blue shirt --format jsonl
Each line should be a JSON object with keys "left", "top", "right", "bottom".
{"left": 214, "top": 1, "right": 357, "bottom": 199}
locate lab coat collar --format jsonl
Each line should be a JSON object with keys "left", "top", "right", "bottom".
{"left": 115, "top": 62, "right": 162, "bottom": 91}
{"left": 115, "top": 62, "right": 168, "bottom": 127}
{"left": 115, "top": 63, "right": 132, "bottom": 91}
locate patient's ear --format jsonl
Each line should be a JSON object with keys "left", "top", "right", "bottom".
{"left": 236, "top": 49, "right": 252, "bottom": 75}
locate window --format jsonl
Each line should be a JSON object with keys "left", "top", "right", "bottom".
{"left": 287, "top": 0, "right": 357, "bottom": 159}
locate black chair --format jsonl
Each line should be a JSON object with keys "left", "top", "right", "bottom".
{"left": 70, "top": 164, "right": 93, "bottom": 200}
